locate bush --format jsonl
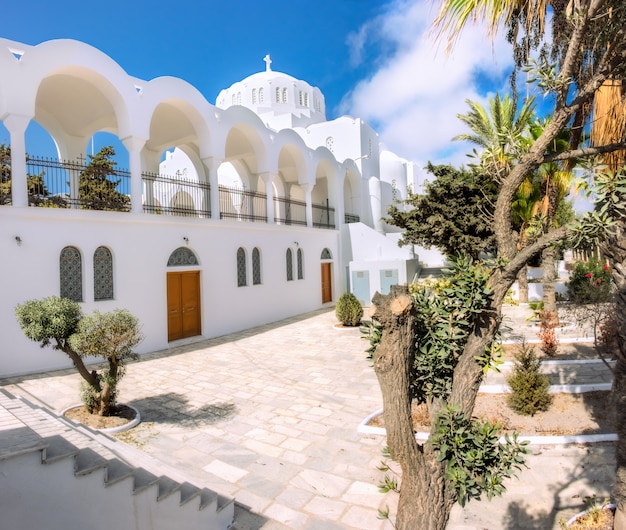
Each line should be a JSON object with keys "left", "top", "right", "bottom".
{"left": 15, "top": 297, "right": 143, "bottom": 416}
{"left": 566, "top": 258, "right": 612, "bottom": 304}
{"left": 506, "top": 341, "right": 552, "bottom": 416}
{"left": 537, "top": 310, "right": 559, "bottom": 357}
{"left": 336, "top": 292, "right": 363, "bottom": 326}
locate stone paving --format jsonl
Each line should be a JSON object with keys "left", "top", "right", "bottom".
{"left": 1, "top": 304, "right": 618, "bottom": 529}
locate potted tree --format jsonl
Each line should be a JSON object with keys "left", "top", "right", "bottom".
{"left": 15, "top": 296, "right": 143, "bottom": 428}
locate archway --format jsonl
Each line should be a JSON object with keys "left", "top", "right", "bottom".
{"left": 166, "top": 247, "right": 201, "bottom": 341}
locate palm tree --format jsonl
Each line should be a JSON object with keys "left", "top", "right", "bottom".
{"left": 454, "top": 93, "right": 535, "bottom": 183}
{"left": 455, "top": 93, "right": 538, "bottom": 302}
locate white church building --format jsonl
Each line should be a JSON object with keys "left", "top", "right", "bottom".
{"left": 0, "top": 37, "right": 442, "bottom": 377}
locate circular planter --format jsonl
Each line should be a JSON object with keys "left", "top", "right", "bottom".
{"left": 565, "top": 503, "right": 615, "bottom": 528}
{"left": 61, "top": 403, "right": 141, "bottom": 434}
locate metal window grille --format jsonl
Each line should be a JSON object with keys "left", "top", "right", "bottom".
{"left": 252, "top": 248, "right": 261, "bottom": 285}
{"left": 297, "top": 248, "right": 304, "bottom": 280}
{"left": 237, "top": 248, "right": 247, "bottom": 287}
{"left": 93, "top": 246, "right": 114, "bottom": 301}
{"left": 286, "top": 248, "right": 294, "bottom": 281}
{"left": 60, "top": 246, "right": 83, "bottom": 302}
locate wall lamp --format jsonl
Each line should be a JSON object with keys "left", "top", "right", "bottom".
{"left": 294, "top": 241, "right": 299, "bottom": 247}
{"left": 15, "top": 236, "right": 22, "bottom": 246}
{"left": 183, "top": 237, "right": 189, "bottom": 243}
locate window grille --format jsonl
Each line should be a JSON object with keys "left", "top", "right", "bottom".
{"left": 167, "top": 247, "right": 198, "bottom": 266}
{"left": 321, "top": 248, "right": 332, "bottom": 260}
{"left": 297, "top": 248, "right": 304, "bottom": 280}
{"left": 60, "top": 246, "right": 83, "bottom": 302}
{"left": 286, "top": 248, "right": 294, "bottom": 281}
{"left": 252, "top": 88, "right": 257, "bottom": 104}
{"left": 237, "top": 247, "right": 247, "bottom": 287}
{"left": 94, "top": 246, "right": 113, "bottom": 301}
{"left": 252, "top": 247, "right": 261, "bottom": 285}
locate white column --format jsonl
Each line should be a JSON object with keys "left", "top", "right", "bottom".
{"left": 121, "top": 136, "right": 146, "bottom": 214}
{"left": 260, "top": 172, "right": 276, "bottom": 224}
{"left": 301, "top": 183, "right": 313, "bottom": 228}
{"left": 4, "top": 114, "right": 30, "bottom": 207}
{"left": 202, "top": 156, "right": 222, "bottom": 220}
{"left": 369, "top": 177, "right": 384, "bottom": 234}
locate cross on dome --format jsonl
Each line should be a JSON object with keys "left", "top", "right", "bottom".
{"left": 263, "top": 54, "right": 272, "bottom": 72}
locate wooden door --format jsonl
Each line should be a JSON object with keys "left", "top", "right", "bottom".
{"left": 321, "top": 262, "right": 332, "bottom": 303}
{"left": 167, "top": 271, "right": 201, "bottom": 341}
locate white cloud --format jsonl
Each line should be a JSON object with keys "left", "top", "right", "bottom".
{"left": 340, "top": 0, "right": 514, "bottom": 168}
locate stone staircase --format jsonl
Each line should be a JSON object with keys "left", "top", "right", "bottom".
{"left": 0, "top": 388, "right": 235, "bottom": 530}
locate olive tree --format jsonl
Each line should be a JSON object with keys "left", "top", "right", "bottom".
{"left": 15, "top": 296, "right": 143, "bottom": 416}
{"left": 368, "top": 1, "right": 626, "bottom": 528}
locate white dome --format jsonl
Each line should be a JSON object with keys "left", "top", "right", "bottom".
{"left": 216, "top": 55, "right": 326, "bottom": 130}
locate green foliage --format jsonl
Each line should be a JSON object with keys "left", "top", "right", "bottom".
{"left": 335, "top": 292, "right": 363, "bottom": 327}
{"left": 385, "top": 164, "right": 498, "bottom": 259}
{"left": 411, "top": 255, "right": 495, "bottom": 404}
{"left": 15, "top": 297, "right": 143, "bottom": 415}
{"left": 68, "top": 309, "right": 143, "bottom": 361}
{"left": 79, "top": 145, "right": 130, "bottom": 211}
{"left": 506, "top": 341, "right": 552, "bottom": 416}
{"left": 0, "top": 144, "right": 65, "bottom": 207}
{"left": 430, "top": 404, "right": 528, "bottom": 507}
{"left": 15, "top": 296, "right": 82, "bottom": 348}
{"left": 361, "top": 319, "right": 383, "bottom": 362}
{"left": 567, "top": 258, "right": 612, "bottom": 305}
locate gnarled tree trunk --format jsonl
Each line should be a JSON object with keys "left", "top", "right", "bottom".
{"left": 602, "top": 229, "right": 626, "bottom": 530}
{"left": 542, "top": 246, "right": 559, "bottom": 324}
{"left": 518, "top": 265, "right": 529, "bottom": 303}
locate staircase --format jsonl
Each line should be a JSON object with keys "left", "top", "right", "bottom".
{"left": 0, "top": 388, "right": 234, "bottom": 530}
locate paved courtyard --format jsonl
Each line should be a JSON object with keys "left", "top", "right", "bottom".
{"left": 1, "top": 306, "right": 617, "bottom": 529}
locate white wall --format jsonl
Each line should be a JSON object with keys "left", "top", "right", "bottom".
{"left": 1, "top": 207, "right": 339, "bottom": 377}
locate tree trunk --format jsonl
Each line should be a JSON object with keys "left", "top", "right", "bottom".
{"left": 601, "top": 230, "right": 626, "bottom": 527}
{"left": 542, "top": 246, "right": 559, "bottom": 324}
{"left": 518, "top": 265, "right": 529, "bottom": 303}
{"left": 370, "top": 286, "right": 455, "bottom": 530}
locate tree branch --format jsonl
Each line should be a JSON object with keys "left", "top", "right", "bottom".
{"left": 543, "top": 142, "right": 626, "bottom": 163}
{"left": 502, "top": 225, "right": 570, "bottom": 282}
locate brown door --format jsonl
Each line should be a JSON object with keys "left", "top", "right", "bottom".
{"left": 167, "top": 271, "right": 201, "bottom": 341}
{"left": 321, "top": 262, "right": 332, "bottom": 303}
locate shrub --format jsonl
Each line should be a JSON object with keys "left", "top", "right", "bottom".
{"left": 506, "top": 341, "right": 552, "bottom": 416}
{"left": 537, "top": 310, "right": 559, "bottom": 357}
{"left": 15, "top": 297, "right": 143, "bottom": 416}
{"left": 566, "top": 258, "right": 612, "bottom": 304}
{"left": 336, "top": 292, "right": 363, "bottom": 326}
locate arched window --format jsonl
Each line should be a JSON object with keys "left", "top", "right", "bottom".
{"left": 252, "top": 247, "right": 262, "bottom": 285}
{"left": 275, "top": 87, "right": 281, "bottom": 102}
{"left": 236, "top": 92, "right": 242, "bottom": 105}
{"left": 298, "top": 91, "right": 303, "bottom": 106}
{"left": 321, "top": 248, "right": 332, "bottom": 260}
{"left": 60, "top": 246, "right": 82, "bottom": 302}
{"left": 282, "top": 88, "right": 288, "bottom": 103}
{"left": 167, "top": 247, "right": 198, "bottom": 266}
{"left": 237, "top": 247, "right": 247, "bottom": 287}
{"left": 297, "top": 248, "right": 304, "bottom": 280}
{"left": 286, "top": 248, "right": 294, "bottom": 281}
{"left": 94, "top": 246, "right": 113, "bottom": 301}
{"left": 304, "top": 93, "right": 309, "bottom": 107}
{"left": 259, "top": 88, "right": 264, "bottom": 103}
{"left": 232, "top": 94, "right": 236, "bottom": 105}
{"left": 252, "top": 88, "right": 257, "bottom": 104}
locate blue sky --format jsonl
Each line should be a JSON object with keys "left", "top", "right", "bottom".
{"left": 3, "top": 0, "right": 514, "bottom": 167}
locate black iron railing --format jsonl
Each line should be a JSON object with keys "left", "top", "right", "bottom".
{"left": 273, "top": 196, "right": 307, "bottom": 226}
{"left": 219, "top": 185, "right": 267, "bottom": 222}
{"left": 313, "top": 200, "right": 335, "bottom": 229}
{"left": 25, "top": 155, "right": 131, "bottom": 211}
{"left": 345, "top": 213, "right": 360, "bottom": 224}
{"left": 142, "top": 171, "right": 211, "bottom": 217}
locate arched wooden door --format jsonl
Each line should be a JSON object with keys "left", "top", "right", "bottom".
{"left": 320, "top": 248, "right": 333, "bottom": 304}
{"left": 167, "top": 270, "right": 201, "bottom": 341}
